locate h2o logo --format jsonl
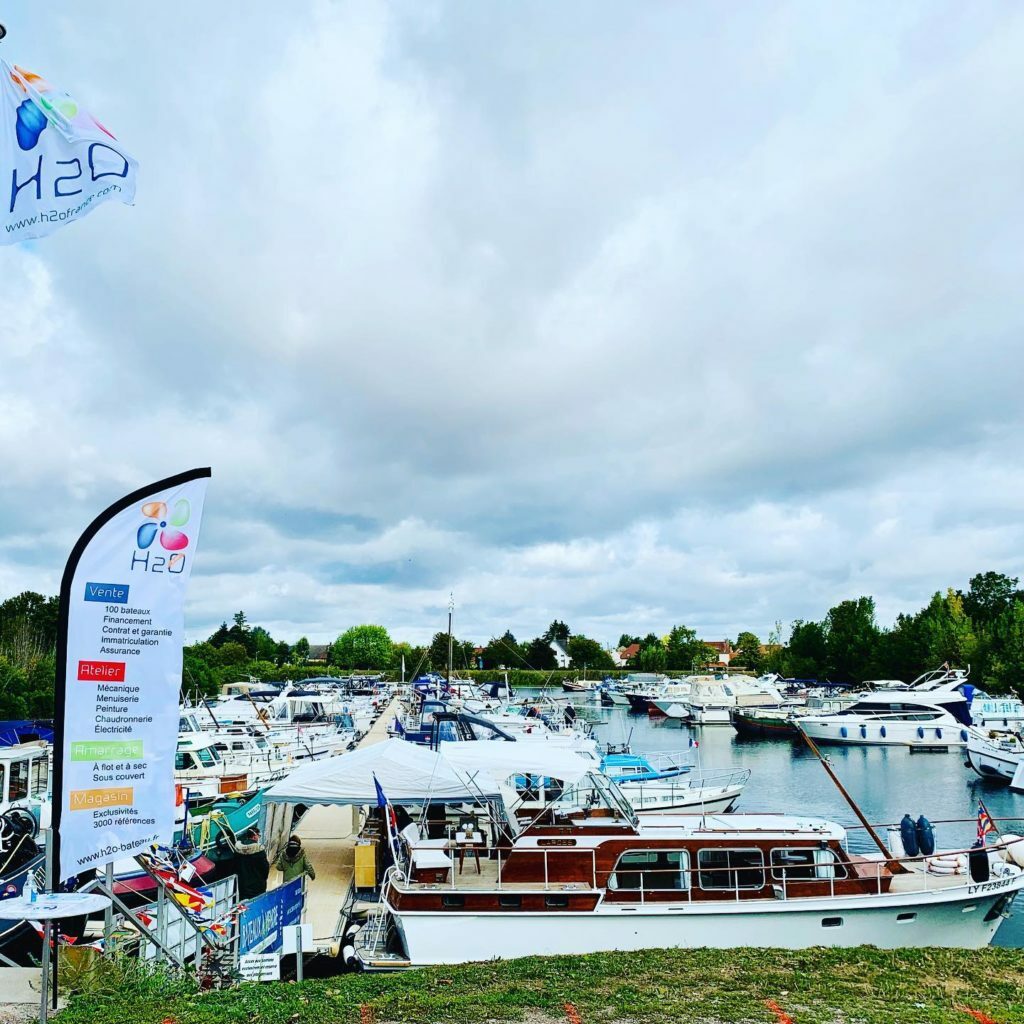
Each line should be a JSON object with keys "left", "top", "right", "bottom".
{"left": 130, "top": 499, "right": 190, "bottom": 575}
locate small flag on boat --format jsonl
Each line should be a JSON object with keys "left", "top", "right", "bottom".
{"left": 373, "top": 773, "right": 403, "bottom": 861}
{"left": 977, "top": 801, "right": 998, "bottom": 844}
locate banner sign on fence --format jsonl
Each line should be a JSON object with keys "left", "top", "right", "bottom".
{"left": 238, "top": 877, "right": 304, "bottom": 955}
{"left": 52, "top": 469, "right": 211, "bottom": 881}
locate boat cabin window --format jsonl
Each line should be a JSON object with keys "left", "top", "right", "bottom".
{"left": 214, "top": 743, "right": 229, "bottom": 753}
{"left": 30, "top": 758, "right": 47, "bottom": 799}
{"left": 697, "top": 848, "right": 765, "bottom": 890}
{"left": 176, "top": 752, "right": 194, "bottom": 770}
{"left": 608, "top": 850, "right": 690, "bottom": 891}
{"left": 770, "top": 848, "right": 846, "bottom": 881}
{"left": 196, "top": 746, "right": 220, "bottom": 766}
{"left": 8, "top": 760, "right": 29, "bottom": 801}
{"left": 232, "top": 742, "right": 248, "bottom": 752}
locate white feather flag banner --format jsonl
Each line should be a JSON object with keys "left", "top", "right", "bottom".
{"left": 1, "top": 59, "right": 137, "bottom": 244}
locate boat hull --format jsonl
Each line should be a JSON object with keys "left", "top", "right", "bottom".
{"left": 385, "top": 880, "right": 1021, "bottom": 965}
{"left": 965, "top": 732, "right": 1022, "bottom": 783}
{"left": 732, "top": 711, "right": 798, "bottom": 738}
{"left": 799, "top": 719, "right": 968, "bottom": 747}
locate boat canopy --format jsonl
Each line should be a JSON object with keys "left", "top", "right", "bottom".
{"left": 264, "top": 738, "right": 595, "bottom": 807}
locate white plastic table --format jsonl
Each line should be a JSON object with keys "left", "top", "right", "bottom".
{"left": 0, "top": 893, "right": 111, "bottom": 1023}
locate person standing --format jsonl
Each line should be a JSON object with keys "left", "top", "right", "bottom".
{"left": 219, "top": 825, "right": 271, "bottom": 899}
{"left": 275, "top": 835, "right": 317, "bottom": 884}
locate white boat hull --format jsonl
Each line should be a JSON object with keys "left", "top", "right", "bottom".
{"left": 799, "top": 719, "right": 968, "bottom": 747}
{"left": 386, "top": 877, "right": 1022, "bottom": 964}
{"left": 966, "top": 732, "right": 1022, "bottom": 783}
{"left": 688, "top": 706, "right": 733, "bottom": 725}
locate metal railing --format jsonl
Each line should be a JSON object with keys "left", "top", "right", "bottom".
{"left": 393, "top": 830, "right": 1024, "bottom": 905}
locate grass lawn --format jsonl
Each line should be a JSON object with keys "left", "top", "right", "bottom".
{"left": 57, "top": 947, "right": 1024, "bottom": 1024}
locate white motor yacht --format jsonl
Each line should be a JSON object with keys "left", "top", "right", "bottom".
{"left": 798, "top": 669, "right": 971, "bottom": 747}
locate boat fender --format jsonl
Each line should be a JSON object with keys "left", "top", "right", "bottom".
{"left": 860, "top": 725, "right": 867, "bottom": 738}
{"left": 999, "top": 834, "right": 1024, "bottom": 869}
{"left": 916, "top": 816, "right": 936, "bottom": 857}
{"left": 969, "top": 844, "right": 991, "bottom": 883}
{"left": 935, "top": 728, "right": 943, "bottom": 739}
{"left": 880, "top": 726, "right": 886, "bottom": 738}
{"left": 926, "top": 859, "right": 956, "bottom": 875}
{"left": 900, "top": 814, "right": 920, "bottom": 858}
{"left": 342, "top": 943, "right": 356, "bottom": 967}
{"left": 960, "top": 729, "right": 969, "bottom": 742}
{"left": 917, "top": 727, "right": 925, "bottom": 739}
{"left": 840, "top": 726, "right": 848, "bottom": 738}
{"left": 345, "top": 924, "right": 361, "bottom": 943}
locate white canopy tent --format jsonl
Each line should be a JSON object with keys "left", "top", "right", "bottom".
{"left": 264, "top": 739, "right": 497, "bottom": 806}
{"left": 264, "top": 738, "right": 596, "bottom": 807}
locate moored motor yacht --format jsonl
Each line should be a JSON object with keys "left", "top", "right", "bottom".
{"left": 798, "top": 668, "right": 974, "bottom": 747}
{"left": 348, "top": 763, "right": 1024, "bottom": 968}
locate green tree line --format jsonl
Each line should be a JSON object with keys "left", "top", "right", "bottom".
{"left": 0, "top": 570, "right": 1021, "bottom": 714}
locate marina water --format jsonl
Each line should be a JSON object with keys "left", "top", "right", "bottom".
{"left": 533, "top": 690, "right": 1024, "bottom": 948}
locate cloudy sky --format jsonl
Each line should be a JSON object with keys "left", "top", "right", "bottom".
{"left": 1, "top": 1, "right": 1022, "bottom": 647}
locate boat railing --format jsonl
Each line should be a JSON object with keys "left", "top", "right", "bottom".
{"left": 392, "top": 829, "right": 1024, "bottom": 903}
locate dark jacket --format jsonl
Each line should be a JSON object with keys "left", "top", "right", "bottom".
{"left": 232, "top": 840, "right": 270, "bottom": 899}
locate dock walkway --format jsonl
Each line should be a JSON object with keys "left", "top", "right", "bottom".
{"left": 288, "top": 696, "right": 398, "bottom": 948}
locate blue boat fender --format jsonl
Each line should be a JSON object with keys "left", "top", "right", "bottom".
{"left": 880, "top": 726, "right": 887, "bottom": 738}
{"left": 900, "top": 814, "right": 919, "bottom": 857}
{"left": 917, "top": 726, "right": 925, "bottom": 739}
{"left": 935, "top": 728, "right": 943, "bottom": 739}
{"left": 960, "top": 729, "right": 968, "bottom": 742}
{"left": 860, "top": 725, "right": 867, "bottom": 738}
{"left": 840, "top": 726, "right": 848, "bottom": 738}
{"left": 916, "top": 815, "right": 935, "bottom": 857}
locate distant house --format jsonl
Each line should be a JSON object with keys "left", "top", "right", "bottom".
{"left": 613, "top": 643, "right": 641, "bottom": 667}
{"left": 549, "top": 638, "right": 571, "bottom": 668}
{"left": 307, "top": 644, "right": 330, "bottom": 664}
{"left": 702, "top": 640, "right": 733, "bottom": 665}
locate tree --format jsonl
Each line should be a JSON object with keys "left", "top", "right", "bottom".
{"left": 208, "top": 621, "right": 231, "bottom": 648}
{"left": 825, "top": 597, "right": 879, "bottom": 683}
{"left": 962, "top": 572, "right": 1020, "bottom": 624}
{"left": 638, "top": 644, "right": 667, "bottom": 671}
{"left": 480, "top": 632, "right": 521, "bottom": 670}
{"left": 293, "top": 637, "right": 310, "bottom": 663}
{"left": 524, "top": 637, "right": 558, "bottom": 670}
{"left": 331, "top": 625, "right": 394, "bottom": 670}
{"left": 218, "top": 641, "right": 249, "bottom": 668}
{"left": 734, "top": 631, "right": 764, "bottom": 674}
{"left": 986, "top": 601, "right": 1024, "bottom": 697}
{"left": 785, "top": 619, "right": 828, "bottom": 679}
{"left": 542, "top": 621, "right": 571, "bottom": 644}
{"left": 567, "top": 635, "right": 614, "bottom": 671}
{"left": 640, "top": 633, "right": 661, "bottom": 649}
{"left": 664, "top": 624, "right": 712, "bottom": 672}
{"left": 0, "top": 591, "right": 59, "bottom": 665}
{"left": 916, "top": 590, "right": 977, "bottom": 668}
{"left": 617, "top": 634, "right": 641, "bottom": 649}
{"left": 250, "top": 626, "right": 278, "bottom": 663}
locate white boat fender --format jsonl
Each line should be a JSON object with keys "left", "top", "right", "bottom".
{"left": 342, "top": 943, "right": 357, "bottom": 966}
{"left": 997, "top": 834, "right": 1024, "bottom": 869}
{"left": 344, "top": 923, "right": 361, "bottom": 943}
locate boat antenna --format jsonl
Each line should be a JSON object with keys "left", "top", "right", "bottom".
{"left": 446, "top": 593, "right": 454, "bottom": 689}
{"left": 796, "top": 725, "right": 909, "bottom": 874}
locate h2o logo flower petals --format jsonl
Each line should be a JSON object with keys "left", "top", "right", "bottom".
{"left": 137, "top": 499, "right": 191, "bottom": 554}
